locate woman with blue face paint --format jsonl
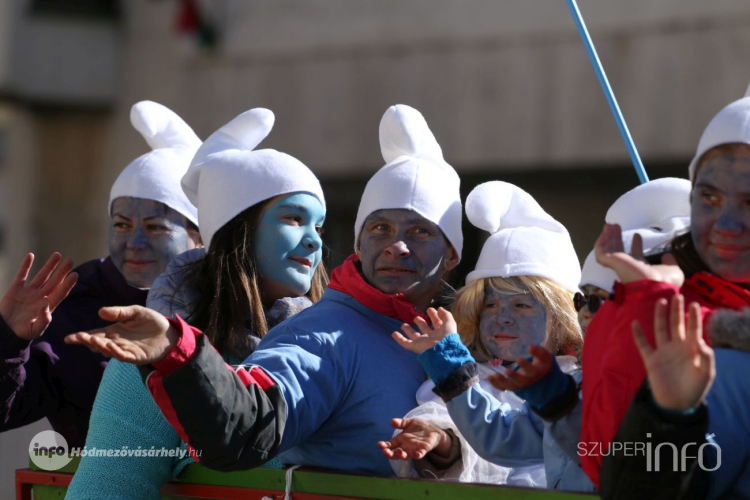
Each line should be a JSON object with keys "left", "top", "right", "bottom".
{"left": 580, "top": 91, "right": 750, "bottom": 498}
{"left": 0, "top": 101, "right": 202, "bottom": 448}
{"left": 382, "top": 181, "right": 592, "bottom": 491}
{"left": 66, "top": 108, "right": 328, "bottom": 500}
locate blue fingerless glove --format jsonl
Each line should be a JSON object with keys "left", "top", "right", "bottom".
{"left": 514, "top": 354, "right": 569, "bottom": 409}
{"left": 418, "top": 334, "right": 475, "bottom": 385}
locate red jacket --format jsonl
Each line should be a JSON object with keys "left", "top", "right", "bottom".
{"left": 581, "top": 272, "right": 750, "bottom": 487}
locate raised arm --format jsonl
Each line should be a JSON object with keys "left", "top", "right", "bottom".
{"left": 0, "top": 253, "right": 78, "bottom": 430}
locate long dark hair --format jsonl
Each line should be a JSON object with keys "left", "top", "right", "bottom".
{"left": 668, "top": 232, "right": 709, "bottom": 279}
{"left": 173, "top": 201, "right": 328, "bottom": 360}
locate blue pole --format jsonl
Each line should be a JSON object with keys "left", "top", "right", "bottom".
{"left": 565, "top": 0, "right": 649, "bottom": 183}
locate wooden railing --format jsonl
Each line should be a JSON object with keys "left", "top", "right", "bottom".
{"left": 18, "top": 458, "right": 598, "bottom": 500}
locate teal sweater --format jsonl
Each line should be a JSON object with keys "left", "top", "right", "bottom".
{"left": 65, "top": 360, "right": 192, "bottom": 499}
{"left": 66, "top": 249, "right": 298, "bottom": 499}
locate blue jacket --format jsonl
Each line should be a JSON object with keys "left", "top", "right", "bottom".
{"left": 252, "top": 288, "right": 427, "bottom": 475}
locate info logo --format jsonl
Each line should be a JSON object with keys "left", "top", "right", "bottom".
{"left": 28, "top": 430, "right": 72, "bottom": 471}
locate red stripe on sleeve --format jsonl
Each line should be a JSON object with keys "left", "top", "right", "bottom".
{"left": 230, "top": 364, "right": 276, "bottom": 391}
{"left": 233, "top": 365, "right": 255, "bottom": 387}
{"left": 249, "top": 366, "right": 276, "bottom": 391}
{"left": 147, "top": 371, "right": 200, "bottom": 463}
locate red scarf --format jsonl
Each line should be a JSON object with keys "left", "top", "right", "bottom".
{"left": 684, "top": 271, "right": 750, "bottom": 311}
{"left": 328, "top": 254, "right": 430, "bottom": 325}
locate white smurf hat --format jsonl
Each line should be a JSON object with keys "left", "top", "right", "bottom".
{"left": 109, "top": 101, "right": 201, "bottom": 225}
{"left": 580, "top": 178, "right": 691, "bottom": 292}
{"left": 688, "top": 84, "right": 750, "bottom": 181}
{"left": 605, "top": 177, "right": 691, "bottom": 250}
{"left": 465, "top": 181, "right": 581, "bottom": 292}
{"left": 181, "top": 108, "right": 325, "bottom": 249}
{"left": 354, "top": 104, "right": 463, "bottom": 261}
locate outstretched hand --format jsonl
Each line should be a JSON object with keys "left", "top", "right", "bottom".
{"left": 392, "top": 307, "right": 457, "bottom": 355}
{"left": 377, "top": 417, "right": 453, "bottom": 461}
{"left": 64, "top": 305, "right": 178, "bottom": 366}
{"left": 0, "top": 253, "right": 78, "bottom": 341}
{"left": 631, "top": 295, "right": 714, "bottom": 411}
{"left": 487, "top": 345, "right": 553, "bottom": 392}
{"left": 595, "top": 223, "right": 684, "bottom": 287}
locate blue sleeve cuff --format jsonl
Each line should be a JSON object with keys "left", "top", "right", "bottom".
{"left": 418, "top": 334, "right": 474, "bottom": 385}
{"left": 513, "top": 354, "right": 569, "bottom": 409}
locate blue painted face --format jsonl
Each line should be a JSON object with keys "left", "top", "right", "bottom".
{"left": 358, "top": 209, "right": 459, "bottom": 312}
{"left": 109, "top": 197, "right": 200, "bottom": 288}
{"left": 478, "top": 287, "right": 549, "bottom": 362}
{"left": 253, "top": 193, "right": 325, "bottom": 303}
{"left": 690, "top": 149, "right": 750, "bottom": 284}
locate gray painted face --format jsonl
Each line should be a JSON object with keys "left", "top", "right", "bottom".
{"left": 358, "top": 209, "right": 455, "bottom": 311}
{"left": 479, "top": 287, "right": 548, "bottom": 362}
{"left": 691, "top": 151, "right": 750, "bottom": 284}
{"left": 108, "top": 197, "right": 197, "bottom": 288}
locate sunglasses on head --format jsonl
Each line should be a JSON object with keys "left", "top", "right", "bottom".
{"left": 573, "top": 292, "right": 607, "bottom": 314}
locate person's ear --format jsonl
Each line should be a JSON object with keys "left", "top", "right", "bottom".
{"left": 444, "top": 246, "right": 459, "bottom": 272}
{"left": 355, "top": 236, "right": 363, "bottom": 261}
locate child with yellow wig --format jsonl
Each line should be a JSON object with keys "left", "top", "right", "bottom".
{"left": 380, "top": 181, "right": 592, "bottom": 491}
{"left": 452, "top": 274, "right": 582, "bottom": 366}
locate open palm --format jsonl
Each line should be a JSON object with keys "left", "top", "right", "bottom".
{"left": 64, "top": 305, "right": 177, "bottom": 366}
{"left": 392, "top": 307, "right": 458, "bottom": 355}
{"left": 488, "top": 345, "right": 554, "bottom": 392}
{"left": 377, "top": 417, "right": 450, "bottom": 460}
{"left": 631, "top": 295, "right": 714, "bottom": 411}
{"left": 595, "top": 223, "right": 684, "bottom": 287}
{"left": 0, "top": 253, "right": 77, "bottom": 341}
